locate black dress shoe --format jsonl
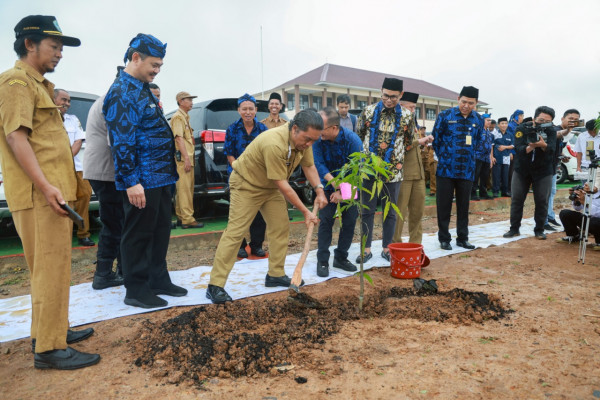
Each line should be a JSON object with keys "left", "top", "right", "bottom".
{"left": 34, "top": 347, "right": 101, "bottom": 370}
{"left": 32, "top": 328, "right": 94, "bottom": 353}
{"left": 456, "top": 240, "right": 475, "bottom": 249}
{"left": 501, "top": 192, "right": 511, "bottom": 197}
{"left": 92, "top": 271, "right": 124, "bottom": 290}
{"left": 238, "top": 247, "right": 248, "bottom": 258}
{"left": 181, "top": 221, "right": 204, "bottom": 229}
{"left": 355, "top": 251, "right": 373, "bottom": 264}
{"left": 316, "top": 261, "right": 329, "bottom": 277}
{"left": 471, "top": 195, "right": 480, "bottom": 201}
{"left": 251, "top": 248, "right": 266, "bottom": 257}
{"left": 503, "top": 230, "right": 520, "bottom": 238}
{"left": 332, "top": 257, "right": 357, "bottom": 273}
{"left": 381, "top": 250, "right": 391, "bottom": 262}
{"left": 535, "top": 232, "right": 547, "bottom": 240}
{"left": 440, "top": 241, "right": 452, "bottom": 250}
{"left": 548, "top": 218, "right": 560, "bottom": 226}
{"left": 206, "top": 284, "right": 233, "bottom": 304}
{"left": 265, "top": 274, "right": 303, "bottom": 287}
{"left": 124, "top": 292, "right": 168, "bottom": 309}
{"left": 78, "top": 237, "right": 95, "bottom": 247}
{"left": 151, "top": 282, "right": 188, "bottom": 297}
{"left": 543, "top": 223, "right": 556, "bottom": 231}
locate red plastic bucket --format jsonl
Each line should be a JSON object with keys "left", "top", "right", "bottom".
{"left": 388, "top": 242, "right": 430, "bottom": 279}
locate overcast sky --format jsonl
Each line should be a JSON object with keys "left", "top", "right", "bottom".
{"left": 1, "top": 0, "right": 599, "bottom": 123}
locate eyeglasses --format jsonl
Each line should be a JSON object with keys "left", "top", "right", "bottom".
{"left": 381, "top": 94, "right": 399, "bottom": 101}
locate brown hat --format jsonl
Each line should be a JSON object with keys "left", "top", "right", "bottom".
{"left": 176, "top": 91, "right": 197, "bottom": 102}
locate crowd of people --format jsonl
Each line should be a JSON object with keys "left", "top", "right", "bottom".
{"left": 0, "top": 14, "right": 598, "bottom": 371}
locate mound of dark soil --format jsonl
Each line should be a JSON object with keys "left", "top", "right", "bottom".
{"left": 132, "top": 287, "right": 510, "bottom": 385}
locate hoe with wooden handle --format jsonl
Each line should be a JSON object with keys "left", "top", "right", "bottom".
{"left": 288, "top": 204, "right": 320, "bottom": 299}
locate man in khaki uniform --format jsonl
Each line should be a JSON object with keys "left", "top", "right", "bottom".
{"left": 392, "top": 92, "right": 433, "bottom": 244}
{"left": 426, "top": 142, "right": 438, "bottom": 196}
{"left": 0, "top": 15, "right": 99, "bottom": 369}
{"left": 171, "top": 91, "right": 202, "bottom": 228}
{"left": 206, "top": 109, "right": 328, "bottom": 304}
{"left": 260, "top": 92, "right": 287, "bottom": 129}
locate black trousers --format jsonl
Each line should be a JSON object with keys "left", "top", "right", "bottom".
{"left": 240, "top": 212, "right": 266, "bottom": 251}
{"left": 121, "top": 185, "right": 173, "bottom": 297}
{"left": 360, "top": 179, "right": 400, "bottom": 249}
{"left": 492, "top": 163, "right": 510, "bottom": 194}
{"left": 472, "top": 160, "right": 491, "bottom": 196}
{"left": 559, "top": 209, "right": 600, "bottom": 241}
{"left": 89, "top": 180, "right": 123, "bottom": 275}
{"left": 317, "top": 192, "right": 358, "bottom": 263}
{"left": 436, "top": 176, "right": 472, "bottom": 243}
{"left": 509, "top": 172, "right": 553, "bottom": 234}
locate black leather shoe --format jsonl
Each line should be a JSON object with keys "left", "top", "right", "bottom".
{"left": 78, "top": 237, "right": 95, "bottom": 247}
{"left": 456, "top": 240, "right": 475, "bottom": 249}
{"left": 355, "top": 251, "right": 373, "bottom": 264}
{"left": 251, "top": 248, "right": 266, "bottom": 257}
{"left": 92, "top": 271, "right": 124, "bottom": 290}
{"left": 381, "top": 250, "right": 391, "bottom": 262}
{"left": 316, "top": 261, "right": 329, "bottom": 277}
{"left": 265, "top": 274, "right": 303, "bottom": 287}
{"left": 535, "top": 232, "right": 547, "bottom": 240}
{"left": 501, "top": 192, "right": 511, "bottom": 197}
{"left": 34, "top": 347, "right": 100, "bottom": 370}
{"left": 238, "top": 247, "right": 248, "bottom": 258}
{"left": 151, "top": 282, "right": 187, "bottom": 297}
{"left": 124, "top": 292, "right": 168, "bottom": 309}
{"left": 32, "top": 328, "right": 94, "bottom": 353}
{"left": 440, "top": 241, "right": 452, "bottom": 250}
{"left": 471, "top": 195, "right": 480, "bottom": 201}
{"left": 182, "top": 221, "right": 204, "bottom": 229}
{"left": 544, "top": 223, "right": 556, "bottom": 231}
{"left": 548, "top": 218, "right": 560, "bottom": 226}
{"left": 206, "top": 284, "right": 233, "bottom": 304}
{"left": 332, "top": 257, "right": 357, "bottom": 273}
{"left": 503, "top": 230, "right": 520, "bottom": 238}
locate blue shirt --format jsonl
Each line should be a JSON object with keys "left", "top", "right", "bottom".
{"left": 312, "top": 126, "right": 363, "bottom": 188}
{"left": 493, "top": 131, "right": 514, "bottom": 164}
{"left": 223, "top": 118, "right": 268, "bottom": 174}
{"left": 474, "top": 128, "right": 494, "bottom": 162}
{"left": 103, "top": 70, "right": 177, "bottom": 190}
{"left": 431, "top": 107, "right": 484, "bottom": 181}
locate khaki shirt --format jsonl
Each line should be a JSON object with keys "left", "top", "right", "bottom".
{"left": 0, "top": 60, "right": 76, "bottom": 212}
{"left": 260, "top": 115, "right": 287, "bottom": 130}
{"left": 170, "top": 108, "right": 194, "bottom": 163}
{"left": 402, "top": 138, "right": 425, "bottom": 180}
{"left": 233, "top": 123, "right": 314, "bottom": 189}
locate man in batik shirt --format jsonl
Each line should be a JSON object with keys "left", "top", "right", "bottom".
{"left": 356, "top": 77, "right": 415, "bottom": 263}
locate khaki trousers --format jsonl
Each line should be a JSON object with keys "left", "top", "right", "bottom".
{"left": 428, "top": 160, "right": 438, "bottom": 194}
{"left": 393, "top": 179, "right": 426, "bottom": 244}
{"left": 210, "top": 172, "right": 289, "bottom": 287}
{"left": 12, "top": 188, "right": 71, "bottom": 353}
{"left": 175, "top": 161, "right": 195, "bottom": 225}
{"left": 74, "top": 171, "right": 92, "bottom": 238}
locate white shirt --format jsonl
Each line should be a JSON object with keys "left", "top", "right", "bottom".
{"left": 574, "top": 131, "right": 600, "bottom": 169}
{"left": 64, "top": 113, "right": 85, "bottom": 172}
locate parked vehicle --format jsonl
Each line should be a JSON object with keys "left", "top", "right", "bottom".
{"left": 165, "top": 98, "right": 313, "bottom": 211}
{"left": 557, "top": 127, "right": 584, "bottom": 184}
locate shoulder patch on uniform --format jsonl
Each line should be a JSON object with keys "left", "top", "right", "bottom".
{"left": 8, "top": 79, "right": 27, "bottom": 87}
{"left": 515, "top": 131, "right": 523, "bottom": 138}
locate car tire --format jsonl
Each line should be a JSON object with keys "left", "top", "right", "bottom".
{"left": 556, "top": 164, "right": 567, "bottom": 184}
{"left": 299, "top": 186, "right": 315, "bottom": 204}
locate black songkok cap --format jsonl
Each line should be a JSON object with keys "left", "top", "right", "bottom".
{"left": 14, "top": 15, "right": 80, "bottom": 46}
{"left": 382, "top": 77, "right": 403, "bottom": 92}
{"left": 523, "top": 117, "right": 533, "bottom": 123}
{"left": 498, "top": 117, "right": 508, "bottom": 123}
{"left": 269, "top": 92, "right": 282, "bottom": 102}
{"left": 400, "top": 91, "right": 419, "bottom": 103}
{"left": 459, "top": 86, "right": 479, "bottom": 99}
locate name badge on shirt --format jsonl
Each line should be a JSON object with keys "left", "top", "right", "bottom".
{"left": 149, "top": 104, "right": 156, "bottom": 108}
{"left": 465, "top": 135, "right": 472, "bottom": 146}
{"left": 587, "top": 141, "right": 594, "bottom": 151}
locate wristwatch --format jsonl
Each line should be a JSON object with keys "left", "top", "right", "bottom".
{"left": 313, "top": 184, "right": 324, "bottom": 190}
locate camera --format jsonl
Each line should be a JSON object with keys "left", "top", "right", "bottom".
{"left": 525, "top": 121, "right": 553, "bottom": 144}
{"left": 569, "top": 184, "right": 584, "bottom": 205}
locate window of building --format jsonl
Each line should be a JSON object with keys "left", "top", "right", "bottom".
{"left": 287, "top": 93, "right": 295, "bottom": 110}
{"left": 300, "top": 95, "right": 309, "bottom": 110}
{"left": 415, "top": 107, "right": 422, "bottom": 120}
{"left": 313, "top": 96, "right": 322, "bottom": 110}
{"left": 327, "top": 97, "right": 332, "bottom": 107}
{"left": 426, "top": 108, "right": 437, "bottom": 120}
{"left": 357, "top": 100, "right": 367, "bottom": 109}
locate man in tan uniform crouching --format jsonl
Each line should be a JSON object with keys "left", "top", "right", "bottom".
{"left": 206, "top": 109, "right": 328, "bottom": 303}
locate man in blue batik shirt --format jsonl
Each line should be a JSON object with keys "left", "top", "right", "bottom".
{"left": 471, "top": 113, "right": 493, "bottom": 200}
{"left": 492, "top": 117, "right": 514, "bottom": 197}
{"left": 432, "top": 86, "right": 484, "bottom": 251}
{"left": 103, "top": 33, "right": 186, "bottom": 309}
{"left": 224, "top": 93, "right": 269, "bottom": 258}
{"left": 312, "top": 107, "right": 363, "bottom": 277}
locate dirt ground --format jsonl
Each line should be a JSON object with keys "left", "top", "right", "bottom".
{"left": 1, "top": 198, "right": 600, "bottom": 400}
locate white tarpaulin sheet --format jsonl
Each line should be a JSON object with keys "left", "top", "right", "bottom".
{"left": 0, "top": 217, "right": 545, "bottom": 343}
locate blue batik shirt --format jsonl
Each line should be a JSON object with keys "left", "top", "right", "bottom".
{"left": 312, "top": 126, "right": 363, "bottom": 188}
{"left": 103, "top": 70, "right": 178, "bottom": 190}
{"left": 474, "top": 128, "right": 494, "bottom": 163}
{"left": 431, "top": 106, "right": 484, "bottom": 181}
{"left": 223, "top": 118, "right": 268, "bottom": 174}
{"left": 493, "top": 131, "right": 514, "bottom": 165}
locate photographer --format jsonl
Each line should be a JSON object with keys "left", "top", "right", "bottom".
{"left": 575, "top": 119, "right": 600, "bottom": 172}
{"left": 503, "top": 106, "right": 557, "bottom": 240}
{"left": 558, "top": 181, "right": 600, "bottom": 243}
